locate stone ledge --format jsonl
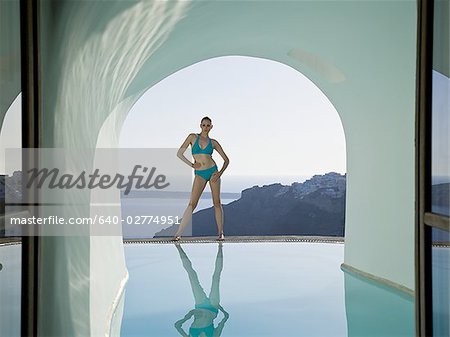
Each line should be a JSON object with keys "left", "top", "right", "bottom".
{"left": 341, "top": 263, "right": 414, "bottom": 297}
{"left": 124, "top": 236, "right": 345, "bottom": 244}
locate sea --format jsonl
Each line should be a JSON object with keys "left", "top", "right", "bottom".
{"left": 120, "top": 174, "right": 449, "bottom": 238}
{"left": 120, "top": 174, "right": 312, "bottom": 238}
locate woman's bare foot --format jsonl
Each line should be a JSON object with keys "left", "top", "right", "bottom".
{"left": 172, "top": 236, "right": 181, "bottom": 242}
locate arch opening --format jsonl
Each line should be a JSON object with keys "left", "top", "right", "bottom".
{"left": 117, "top": 55, "right": 347, "bottom": 239}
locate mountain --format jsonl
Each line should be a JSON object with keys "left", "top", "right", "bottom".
{"left": 431, "top": 182, "right": 450, "bottom": 242}
{"left": 431, "top": 182, "right": 450, "bottom": 215}
{"left": 155, "top": 172, "right": 346, "bottom": 237}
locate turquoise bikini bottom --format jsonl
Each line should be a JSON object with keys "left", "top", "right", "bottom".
{"left": 189, "top": 324, "right": 214, "bottom": 337}
{"left": 195, "top": 165, "right": 218, "bottom": 182}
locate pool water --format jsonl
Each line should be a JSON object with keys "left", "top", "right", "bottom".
{"left": 120, "top": 242, "right": 348, "bottom": 337}
{"left": 0, "top": 244, "right": 21, "bottom": 337}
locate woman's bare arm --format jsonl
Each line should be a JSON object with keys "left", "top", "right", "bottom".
{"left": 177, "top": 134, "right": 195, "bottom": 167}
{"left": 213, "top": 305, "right": 229, "bottom": 337}
{"left": 174, "top": 309, "right": 195, "bottom": 337}
{"left": 212, "top": 140, "right": 230, "bottom": 176}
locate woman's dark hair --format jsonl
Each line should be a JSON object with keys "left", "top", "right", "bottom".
{"left": 201, "top": 116, "right": 212, "bottom": 124}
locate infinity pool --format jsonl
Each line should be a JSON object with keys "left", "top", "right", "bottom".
{"left": 120, "top": 242, "right": 348, "bottom": 337}
{"left": 119, "top": 241, "right": 416, "bottom": 337}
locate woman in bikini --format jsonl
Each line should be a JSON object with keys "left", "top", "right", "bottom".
{"left": 173, "top": 116, "right": 230, "bottom": 241}
{"left": 173, "top": 243, "right": 229, "bottom": 337}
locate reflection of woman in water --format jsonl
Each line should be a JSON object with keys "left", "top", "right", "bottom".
{"left": 173, "top": 116, "right": 230, "bottom": 242}
{"left": 174, "top": 243, "right": 229, "bottom": 337}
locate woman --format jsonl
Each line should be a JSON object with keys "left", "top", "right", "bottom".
{"left": 173, "top": 116, "right": 230, "bottom": 241}
{"left": 173, "top": 243, "right": 229, "bottom": 337}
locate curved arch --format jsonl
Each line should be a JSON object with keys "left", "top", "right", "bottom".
{"left": 117, "top": 55, "right": 347, "bottom": 240}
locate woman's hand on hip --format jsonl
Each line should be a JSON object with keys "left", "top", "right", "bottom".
{"left": 210, "top": 171, "right": 221, "bottom": 183}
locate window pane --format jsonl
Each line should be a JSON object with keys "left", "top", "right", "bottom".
{"left": 0, "top": 242, "right": 21, "bottom": 336}
{"left": 431, "top": 0, "right": 450, "bottom": 217}
{"left": 432, "top": 227, "right": 450, "bottom": 337}
{"left": 0, "top": 0, "right": 22, "bottom": 335}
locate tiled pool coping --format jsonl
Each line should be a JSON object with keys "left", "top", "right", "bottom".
{"left": 123, "top": 235, "right": 345, "bottom": 244}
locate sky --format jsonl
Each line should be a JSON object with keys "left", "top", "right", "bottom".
{"left": 119, "top": 56, "right": 347, "bottom": 183}
{"left": 432, "top": 70, "right": 450, "bottom": 183}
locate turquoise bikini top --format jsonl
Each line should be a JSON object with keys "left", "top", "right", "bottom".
{"left": 192, "top": 133, "right": 214, "bottom": 155}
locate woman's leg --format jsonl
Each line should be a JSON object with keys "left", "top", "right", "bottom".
{"left": 208, "top": 243, "right": 223, "bottom": 308}
{"left": 209, "top": 177, "right": 224, "bottom": 238}
{"left": 174, "top": 175, "right": 208, "bottom": 237}
{"left": 175, "top": 244, "right": 208, "bottom": 304}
